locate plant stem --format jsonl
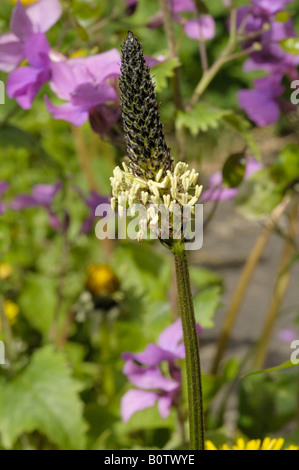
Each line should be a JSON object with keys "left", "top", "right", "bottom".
{"left": 211, "top": 198, "right": 290, "bottom": 375}
{"left": 173, "top": 242, "right": 205, "bottom": 450}
{"left": 160, "top": 0, "right": 186, "bottom": 160}
{"left": 254, "top": 202, "right": 298, "bottom": 369}
{"left": 186, "top": 8, "right": 237, "bottom": 111}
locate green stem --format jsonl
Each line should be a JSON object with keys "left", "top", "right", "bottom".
{"left": 254, "top": 202, "right": 298, "bottom": 369}
{"left": 172, "top": 242, "right": 205, "bottom": 450}
{"left": 186, "top": 8, "right": 237, "bottom": 111}
{"left": 210, "top": 197, "right": 290, "bottom": 375}
{"left": 160, "top": 0, "right": 186, "bottom": 160}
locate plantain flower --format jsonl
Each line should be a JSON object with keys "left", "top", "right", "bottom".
{"left": 111, "top": 32, "right": 202, "bottom": 243}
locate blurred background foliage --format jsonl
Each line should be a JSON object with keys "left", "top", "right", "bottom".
{"left": 0, "top": 0, "right": 299, "bottom": 450}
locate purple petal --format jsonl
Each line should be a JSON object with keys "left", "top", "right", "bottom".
{"left": 32, "top": 183, "right": 61, "bottom": 206}
{"left": 7, "top": 66, "right": 50, "bottom": 109}
{"left": 24, "top": 33, "right": 50, "bottom": 68}
{"left": 45, "top": 96, "right": 89, "bottom": 126}
{"left": 26, "top": 0, "right": 62, "bottom": 33}
{"left": 0, "top": 33, "right": 24, "bottom": 72}
{"left": 145, "top": 55, "right": 165, "bottom": 68}
{"left": 157, "top": 394, "right": 173, "bottom": 419}
{"left": 49, "top": 61, "right": 78, "bottom": 100}
{"left": 77, "top": 189, "right": 109, "bottom": 234}
{"left": 123, "top": 343, "right": 179, "bottom": 366}
{"left": 251, "top": 0, "right": 292, "bottom": 15}
{"left": 245, "top": 157, "right": 263, "bottom": 177}
{"left": 123, "top": 360, "right": 179, "bottom": 392}
{"left": 10, "top": 1, "right": 34, "bottom": 41}
{"left": 238, "top": 89, "right": 281, "bottom": 127}
{"left": 70, "top": 49, "right": 121, "bottom": 83}
{"left": 85, "top": 191, "right": 109, "bottom": 210}
{"left": 48, "top": 211, "right": 62, "bottom": 231}
{"left": 278, "top": 329, "right": 297, "bottom": 343}
{"left": 184, "top": 16, "right": 216, "bottom": 41}
{"left": 10, "top": 195, "right": 39, "bottom": 210}
{"left": 171, "top": 0, "right": 196, "bottom": 13}
{"left": 202, "top": 158, "right": 262, "bottom": 202}
{"left": 121, "top": 389, "right": 158, "bottom": 422}
{"left": 70, "top": 82, "right": 117, "bottom": 110}
{"left": 0, "top": 182, "right": 9, "bottom": 215}
{"left": 201, "top": 172, "right": 238, "bottom": 202}
{"left": 0, "top": 182, "right": 10, "bottom": 197}
{"left": 158, "top": 318, "right": 184, "bottom": 354}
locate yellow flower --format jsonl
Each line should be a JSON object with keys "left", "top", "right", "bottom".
{"left": 0, "top": 300, "right": 19, "bottom": 330}
{"left": 11, "top": 0, "right": 39, "bottom": 5}
{"left": 205, "top": 438, "right": 299, "bottom": 451}
{"left": 85, "top": 264, "right": 120, "bottom": 297}
{"left": 0, "top": 263, "right": 13, "bottom": 280}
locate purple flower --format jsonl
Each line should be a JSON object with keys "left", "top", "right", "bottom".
{"left": 184, "top": 16, "right": 216, "bottom": 41}
{"left": 202, "top": 157, "right": 263, "bottom": 202}
{"left": 0, "top": 182, "right": 10, "bottom": 215}
{"left": 278, "top": 329, "right": 297, "bottom": 343}
{"left": 125, "top": 0, "right": 138, "bottom": 15}
{"left": 10, "top": 182, "right": 62, "bottom": 229}
{"left": 80, "top": 190, "right": 109, "bottom": 234}
{"left": 45, "top": 49, "right": 121, "bottom": 126}
{"left": 121, "top": 319, "right": 202, "bottom": 422}
{"left": 236, "top": 1, "right": 299, "bottom": 78}
{"left": 171, "top": 0, "right": 197, "bottom": 13}
{"left": 0, "top": 0, "right": 62, "bottom": 73}
{"left": 238, "top": 75, "right": 285, "bottom": 127}
{"left": 6, "top": 33, "right": 54, "bottom": 109}
{"left": 172, "top": 0, "right": 216, "bottom": 41}
{"left": 251, "top": 0, "right": 292, "bottom": 16}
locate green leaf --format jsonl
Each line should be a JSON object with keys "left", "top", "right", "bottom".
{"left": 271, "top": 143, "right": 299, "bottom": 185}
{"left": 190, "top": 266, "right": 222, "bottom": 290}
{"left": 0, "top": 346, "right": 87, "bottom": 449}
{"left": 176, "top": 103, "right": 231, "bottom": 135}
{"left": 276, "top": 11, "right": 291, "bottom": 22}
{"left": 18, "top": 273, "right": 57, "bottom": 337}
{"left": 151, "top": 57, "right": 181, "bottom": 93}
{"left": 243, "top": 360, "right": 299, "bottom": 378}
{"left": 280, "top": 37, "right": 299, "bottom": 54}
{"left": 193, "top": 286, "right": 222, "bottom": 328}
{"left": 222, "top": 113, "right": 261, "bottom": 160}
{"left": 235, "top": 169, "right": 283, "bottom": 220}
{"left": 222, "top": 153, "right": 247, "bottom": 188}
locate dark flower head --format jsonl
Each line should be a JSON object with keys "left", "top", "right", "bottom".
{"left": 119, "top": 31, "right": 173, "bottom": 180}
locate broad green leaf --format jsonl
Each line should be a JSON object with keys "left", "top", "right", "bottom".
{"left": 151, "top": 58, "right": 181, "bottom": 93}
{"left": 222, "top": 153, "right": 247, "bottom": 188}
{"left": 18, "top": 273, "right": 57, "bottom": 337}
{"left": 235, "top": 169, "right": 283, "bottom": 220}
{"left": 0, "top": 346, "right": 87, "bottom": 449}
{"left": 190, "top": 266, "right": 222, "bottom": 290}
{"left": 271, "top": 143, "right": 299, "bottom": 185}
{"left": 222, "top": 113, "right": 261, "bottom": 160}
{"left": 193, "top": 286, "right": 222, "bottom": 328}
{"left": 280, "top": 38, "right": 299, "bottom": 54}
{"left": 176, "top": 104, "right": 231, "bottom": 135}
{"left": 243, "top": 360, "right": 299, "bottom": 378}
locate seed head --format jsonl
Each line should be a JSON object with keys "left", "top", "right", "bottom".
{"left": 119, "top": 31, "right": 173, "bottom": 180}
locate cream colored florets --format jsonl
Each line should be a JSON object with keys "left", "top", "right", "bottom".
{"left": 110, "top": 161, "right": 203, "bottom": 242}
